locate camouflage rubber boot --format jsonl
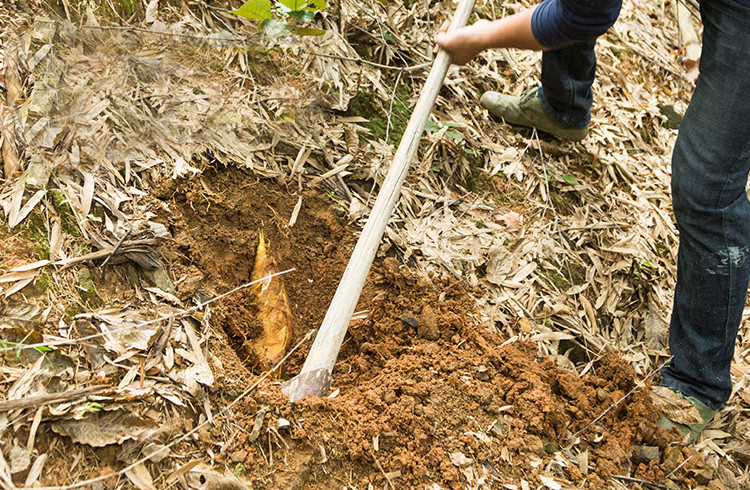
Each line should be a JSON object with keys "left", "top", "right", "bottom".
{"left": 480, "top": 88, "right": 588, "bottom": 142}
{"left": 653, "top": 387, "right": 718, "bottom": 443}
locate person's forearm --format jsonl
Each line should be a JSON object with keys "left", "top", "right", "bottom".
{"left": 435, "top": 9, "right": 546, "bottom": 65}
{"left": 476, "top": 8, "right": 546, "bottom": 51}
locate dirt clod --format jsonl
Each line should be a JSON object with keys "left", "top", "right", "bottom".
{"left": 418, "top": 304, "right": 440, "bottom": 340}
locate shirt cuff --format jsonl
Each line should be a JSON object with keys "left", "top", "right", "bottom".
{"left": 531, "top": 0, "right": 622, "bottom": 50}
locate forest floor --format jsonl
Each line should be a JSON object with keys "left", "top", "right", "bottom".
{"left": 0, "top": 0, "right": 748, "bottom": 488}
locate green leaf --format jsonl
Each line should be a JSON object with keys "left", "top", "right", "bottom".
{"left": 289, "top": 9, "right": 315, "bottom": 20}
{"left": 542, "top": 437, "right": 557, "bottom": 454}
{"left": 561, "top": 175, "right": 579, "bottom": 185}
{"left": 230, "top": 0, "right": 272, "bottom": 20}
{"left": 291, "top": 27, "right": 327, "bottom": 36}
{"left": 381, "top": 31, "right": 396, "bottom": 44}
{"left": 424, "top": 121, "right": 441, "bottom": 133}
{"left": 308, "top": 0, "right": 326, "bottom": 11}
{"left": 260, "top": 19, "right": 291, "bottom": 38}
{"left": 446, "top": 129, "right": 463, "bottom": 141}
{"left": 278, "top": 0, "right": 307, "bottom": 10}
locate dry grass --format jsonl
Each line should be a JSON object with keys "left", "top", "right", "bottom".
{"left": 0, "top": 0, "right": 748, "bottom": 487}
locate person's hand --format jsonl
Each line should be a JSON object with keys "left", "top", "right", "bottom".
{"left": 435, "top": 19, "right": 490, "bottom": 65}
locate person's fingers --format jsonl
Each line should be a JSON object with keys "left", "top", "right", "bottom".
{"left": 439, "top": 20, "right": 450, "bottom": 33}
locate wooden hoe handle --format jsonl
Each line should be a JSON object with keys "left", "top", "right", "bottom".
{"left": 282, "top": 0, "right": 478, "bottom": 401}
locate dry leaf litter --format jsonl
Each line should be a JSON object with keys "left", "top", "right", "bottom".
{"left": 0, "top": 0, "right": 748, "bottom": 488}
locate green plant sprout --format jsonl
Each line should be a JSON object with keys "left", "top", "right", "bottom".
{"left": 0, "top": 339, "right": 52, "bottom": 359}
{"left": 424, "top": 120, "right": 464, "bottom": 142}
{"left": 230, "top": 0, "right": 327, "bottom": 39}
{"left": 639, "top": 259, "right": 655, "bottom": 269}
{"left": 81, "top": 402, "right": 103, "bottom": 414}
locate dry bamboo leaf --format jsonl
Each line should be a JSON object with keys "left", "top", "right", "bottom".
{"left": 250, "top": 231, "right": 293, "bottom": 370}
{"left": 166, "top": 459, "right": 202, "bottom": 485}
{"left": 0, "top": 105, "right": 20, "bottom": 179}
{"left": 10, "top": 259, "right": 52, "bottom": 273}
{"left": 5, "top": 186, "right": 23, "bottom": 224}
{"left": 125, "top": 462, "right": 156, "bottom": 490}
{"left": 8, "top": 190, "right": 45, "bottom": 229}
{"left": 23, "top": 453, "right": 47, "bottom": 487}
{"left": 50, "top": 409, "right": 159, "bottom": 447}
{"left": 3, "top": 43, "right": 22, "bottom": 107}
{"left": 49, "top": 217, "right": 63, "bottom": 260}
{"left": 9, "top": 446, "right": 30, "bottom": 475}
{"left": 145, "top": 0, "right": 159, "bottom": 24}
{"left": 3, "top": 276, "right": 35, "bottom": 297}
{"left": 0, "top": 269, "right": 37, "bottom": 285}
{"left": 80, "top": 172, "right": 95, "bottom": 218}
{"left": 27, "top": 407, "right": 43, "bottom": 451}
{"left": 529, "top": 332, "right": 575, "bottom": 342}
{"left": 672, "top": 0, "right": 701, "bottom": 83}
{"left": 288, "top": 195, "right": 303, "bottom": 228}
{"left": 650, "top": 386, "right": 703, "bottom": 425}
{"left": 182, "top": 318, "right": 214, "bottom": 387}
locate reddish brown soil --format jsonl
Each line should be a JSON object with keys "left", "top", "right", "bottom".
{"left": 151, "top": 164, "right": 710, "bottom": 489}
{"left": 153, "top": 164, "right": 361, "bottom": 369}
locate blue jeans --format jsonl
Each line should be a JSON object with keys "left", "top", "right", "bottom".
{"left": 540, "top": 0, "right": 750, "bottom": 410}
{"left": 538, "top": 39, "right": 597, "bottom": 129}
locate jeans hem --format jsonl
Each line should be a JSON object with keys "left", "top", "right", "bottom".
{"left": 536, "top": 86, "right": 590, "bottom": 130}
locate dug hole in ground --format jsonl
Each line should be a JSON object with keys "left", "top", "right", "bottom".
{"left": 0, "top": 0, "right": 748, "bottom": 488}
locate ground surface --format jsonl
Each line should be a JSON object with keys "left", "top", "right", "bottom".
{"left": 147, "top": 165, "right": 708, "bottom": 489}
{"left": 0, "top": 0, "right": 748, "bottom": 488}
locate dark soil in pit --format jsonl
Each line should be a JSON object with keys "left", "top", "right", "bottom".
{"left": 153, "top": 165, "right": 358, "bottom": 370}
{"left": 153, "top": 165, "right": 709, "bottom": 489}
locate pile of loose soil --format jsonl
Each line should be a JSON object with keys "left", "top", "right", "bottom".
{"left": 152, "top": 164, "right": 710, "bottom": 489}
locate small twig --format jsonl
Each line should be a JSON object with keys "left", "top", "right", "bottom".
{"left": 0, "top": 386, "right": 110, "bottom": 412}
{"left": 312, "top": 134, "right": 353, "bottom": 201}
{"left": 99, "top": 227, "right": 132, "bottom": 268}
{"left": 368, "top": 449, "right": 396, "bottom": 490}
{"left": 384, "top": 68, "right": 405, "bottom": 146}
{"left": 612, "top": 474, "right": 680, "bottom": 490}
{"left": 34, "top": 328, "right": 317, "bottom": 490}
{"left": 307, "top": 51, "right": 432, "bottom": 73}
{"left": 664, "top": 454, "right": 693, "bottom": 479}
{"left": 0, "top": 269, "right": 294, "bottom": 354}
{"left": 571, "top": 357, "right": 672, "bottom": 439}
{"left": 556, "top": 222, "right": 632, "bottom": 232}
{"left": 79, "top": 23, "right": 250, "bottom": 42}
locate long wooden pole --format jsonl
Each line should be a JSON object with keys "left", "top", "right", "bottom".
{"left": 282, "top": 0, "right": 476, "bottom": 401}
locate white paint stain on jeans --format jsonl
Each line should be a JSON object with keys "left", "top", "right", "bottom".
{"left": 707, "top": 245, "right": 750, "bottom": 275}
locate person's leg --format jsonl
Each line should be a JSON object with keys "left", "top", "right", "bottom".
{"left": 661, "top": 0, "right": 750, "bottom": 411}
{"left": 479, "top": 39, "right": 597, "bottom": 141}
{"left": 538, "top": 39, "right": 597, "bottom": 129}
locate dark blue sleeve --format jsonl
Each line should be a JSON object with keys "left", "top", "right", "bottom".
{"left": 531, "top": 0, "right": 622, "bottom": 49}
